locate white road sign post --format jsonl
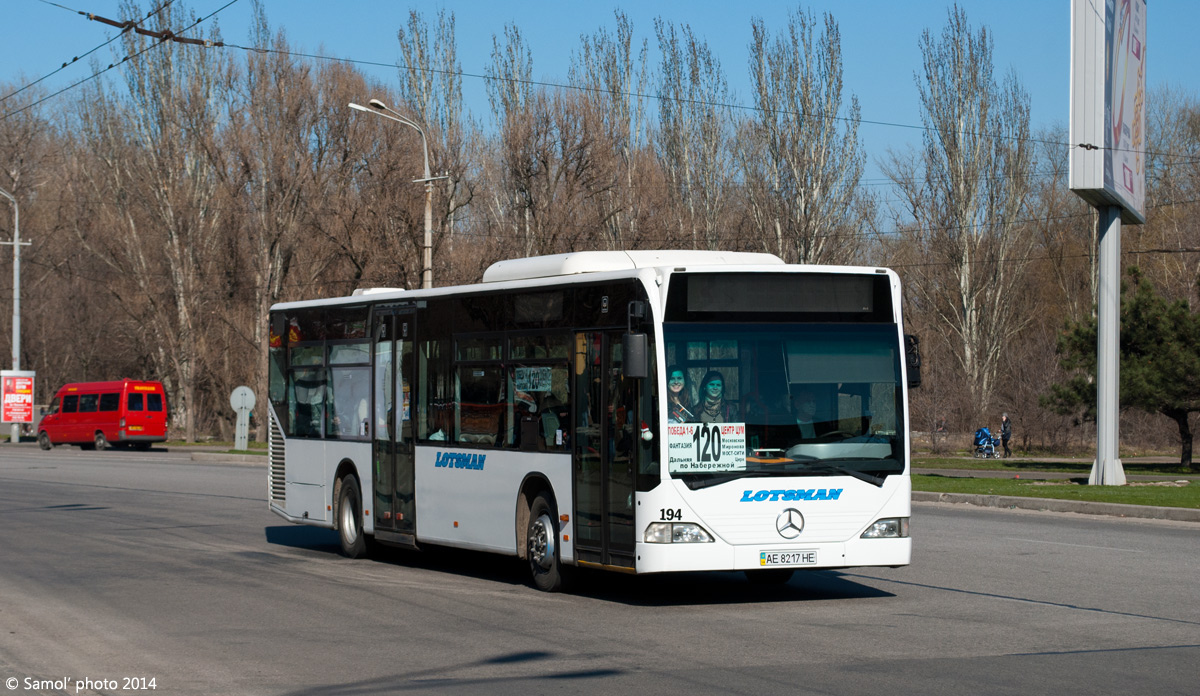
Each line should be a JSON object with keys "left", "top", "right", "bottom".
{"left": 230, "top": 386, "right": 256, "bottom": 452}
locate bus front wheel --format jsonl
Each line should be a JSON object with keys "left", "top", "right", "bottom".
{"left": 337, "top": 476, "right": 367, "bottom": 559}
{"left": 527, "top": 493, "right": 568, "bottom": 592}
{"left": 38, "top": 432, "right": 52, "bottom": 450}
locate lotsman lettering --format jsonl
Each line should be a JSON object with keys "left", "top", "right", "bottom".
{"left": 433, "top": 452, "right": 486, "bottom": 470}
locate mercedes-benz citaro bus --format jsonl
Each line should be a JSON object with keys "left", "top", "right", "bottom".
{"left": 266, "top": 251, "right": 920, "bottom": 591}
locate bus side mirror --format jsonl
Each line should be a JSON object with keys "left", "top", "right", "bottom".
{"left": 905, "top": 334, "right": 921, "bottom": 389}
{"left": 623, "top": 333, "right": 648, "bottom": 379}
{"left": 623, "top": 300, "right": 649, "bottom": 379}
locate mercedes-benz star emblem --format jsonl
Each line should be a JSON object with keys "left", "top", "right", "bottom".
{"left": 775, "top": 508, "right": 804, "bottom": 539}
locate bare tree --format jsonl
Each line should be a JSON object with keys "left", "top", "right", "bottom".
{"left": 215, "top": 1, "right": 321, "bottom": 439}
{"left": 0, "top": 84, "right": 73, "bottom": 404}
{"left": 882, "top": 5, "right": 1036, "bottom": 420}
{"left": 71, "top": 1, "right": 232, "bottom": 441}
{"left": 1029, "top": 126, "right": 1096, "bottom": 321}
{"left": 738, "top": 9, "right": 871, "bottom": 264}
{"left": 569, "top": 11, "right": 649, "bottom": 249}
{"left": 1138, "top": 85, "right": 1200, "bottom": 300}
{"left": 396, "top": 9, "right": 473, "bottom": 275}
{"left": 654, "top": 18, "right": 734, "bottom": 250}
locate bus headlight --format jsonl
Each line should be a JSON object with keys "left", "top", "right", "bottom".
{"left": 861, "top": 517, "right": 909, "bottom": 539}
{"left": 644, "top": 522, "right": 714, "bottom": 543}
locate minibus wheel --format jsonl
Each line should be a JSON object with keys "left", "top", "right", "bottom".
{"left": 93, "top": 431, "right": 108, "bottom": 451}
{"left": 38, "top": 432, "right": 52, "bottom": 450}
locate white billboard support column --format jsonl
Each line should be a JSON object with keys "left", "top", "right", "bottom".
{"left": 1070, "top": 0, "right": 1144, "bottom": 485}
{"left": 1091, "top": 207, "right": 1125, "bottom": 485}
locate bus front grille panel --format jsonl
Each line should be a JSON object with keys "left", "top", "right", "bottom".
{"left": 268, "top": 408, "right": 286, "bottom": 504}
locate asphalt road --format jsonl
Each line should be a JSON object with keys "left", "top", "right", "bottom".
{"left": 1, "top": 447, "right": 1197, "bottom": 695}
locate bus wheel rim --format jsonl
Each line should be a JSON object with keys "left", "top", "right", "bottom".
{"left": 529, "top": 514, "right": 555, "bottom": 570}
{"left": 341, "top": 500, "right": 358, "bottom": 544}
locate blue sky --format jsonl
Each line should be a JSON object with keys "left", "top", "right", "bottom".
{"left": 2, "top": 0, "right": 1198, "bottom": 189}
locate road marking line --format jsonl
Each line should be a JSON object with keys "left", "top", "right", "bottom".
{"left": 1007, "top": 537, "right": 1144, "bottom": 552}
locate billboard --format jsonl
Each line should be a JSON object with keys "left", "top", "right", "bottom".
{"left": 1070, "top": 0, "right": 1146, "bottom": 223}
{"left": 1, "top": 370, "right": 35, "bottom": 424}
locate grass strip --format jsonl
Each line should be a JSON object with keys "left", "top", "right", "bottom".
{"left": 913, "top": 474, "right": 1200, "bottom": 509}
{"left": 914, "top": 457, "right": 1197, "bottom": 477}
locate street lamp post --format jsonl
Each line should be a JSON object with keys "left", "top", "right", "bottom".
{"left": 0, "top": 186, "right": 27, "bottom": 444}
{"left": 348, "top": 100, "right": 447, "bottom": 290}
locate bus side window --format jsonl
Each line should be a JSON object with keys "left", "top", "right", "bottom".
{"left": 79, "top": 394, "right": 98, "bottom": 413}
{"left": 62, "top": 395, "right": 78, "bottom": 413}
{"left": 456, "top": 366, "right": 505, "bottom": 446}
{"left": 99, "top": 393, "right": 120, "bottom": 412}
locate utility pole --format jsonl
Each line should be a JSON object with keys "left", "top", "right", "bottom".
{"left": 0, "top": 186, "right": 30, "bottom": 444}
{"left": 348, "top": 100, "right": 448, "bottom": 289}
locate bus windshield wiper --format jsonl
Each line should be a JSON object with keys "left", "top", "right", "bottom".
{"left": 788, "top": 460, "right": 886, "bottom": 487}
{"left": 683, "top": 458, "right": 886, "bottom": 490}
{"left": 685, "top": 470, "right": 776, "bottom": 490}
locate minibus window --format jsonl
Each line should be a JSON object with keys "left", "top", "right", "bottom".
{"left": 63, "top": 395, "right": 78, "bottom": 413}
{"left": 128, "top": 394, "right": 144, "bottom": 411}
{"left": 79, "top": 394, "right": 98, "bottom": 412}
{"left": 147, "top": 394, "right": 163, "bottom": 412}
{"left": 99, "top": 393, "right": 119, "bottom": 412}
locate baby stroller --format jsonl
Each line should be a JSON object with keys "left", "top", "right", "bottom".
{"left": 973, "top": 427, "right": 1001, "bottom": 458}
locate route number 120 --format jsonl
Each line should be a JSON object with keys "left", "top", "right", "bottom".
{"left": 692, "top": 423, "right": 722, "bottom": 463}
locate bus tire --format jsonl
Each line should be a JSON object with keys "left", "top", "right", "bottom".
{"left": 38, "top": 432, "right": 52, "bottom": 450}
{"left": 527, "top": 492, "right": 567, "bottom": 592}
{"left": 94, "top": 431, "right": 108, "bottom": 451}
{"left": 745, "top": 569, "right": 794, "bottom": 585}
{"left": 337, "top": 476, "right": 367, "bottom": 559}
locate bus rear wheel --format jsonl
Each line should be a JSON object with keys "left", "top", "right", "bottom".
{"left": 337, "top": 476, "right": 367, "bottom": 559}
{"left": 38, "top": 432, "right": 52, "bottom": 450}
{"left": 527, "top": 493, "right": 568, "bottom": 592}
{"left": 93, "top": 432, "right": 108, "bottom": 451}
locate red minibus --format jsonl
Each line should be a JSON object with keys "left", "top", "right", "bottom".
{"left": 38, "top": 380, "right": 169, "bottom": 450}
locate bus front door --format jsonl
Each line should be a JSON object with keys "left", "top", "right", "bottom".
{"left": 372, "top": 310, "right": 416, "bottom": 546}
{"left": 572, "top": 331, "right": 636, "bottom": 570}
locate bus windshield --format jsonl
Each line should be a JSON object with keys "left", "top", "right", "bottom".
{"left": 663, "top": 323, "right": 905, "bottom": 487}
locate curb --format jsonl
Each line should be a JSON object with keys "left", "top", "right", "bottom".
{"left": 189, "top": 452, "right": 266, "bottom": 465}
{"left": 913, "top": 491, "right": 1200, "bottom": 523}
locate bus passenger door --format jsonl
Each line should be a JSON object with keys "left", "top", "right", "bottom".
{"left": 572, "top": 331, "right": 637, "bottom": 570}
{"left": 372, "top": 310, "right": 416, "bottom": 546}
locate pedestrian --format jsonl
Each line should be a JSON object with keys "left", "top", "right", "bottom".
{"left": 1000, "top": 413, "right": 1012, "bottom": 458}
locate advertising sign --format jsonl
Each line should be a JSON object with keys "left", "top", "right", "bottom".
{"left": 1070, "top": 0, "right": 1147, "bottom": 223}
{"left": 1, "top": 370, "right": 35, "bottom": 424}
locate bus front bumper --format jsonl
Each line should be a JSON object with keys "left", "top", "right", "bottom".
{"left": 633, "top": 536, "right": 911, "bottom": 574}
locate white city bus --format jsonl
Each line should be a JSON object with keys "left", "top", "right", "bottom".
{"left": 267, "top": 250, "right": 919, "bottom": 591}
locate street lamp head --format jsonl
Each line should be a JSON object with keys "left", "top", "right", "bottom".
{"left": 348, "top": 102, "right": 369, "bottom": 112}
{"left": 368, "top": 99, "right": 389, "bottom": 112}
